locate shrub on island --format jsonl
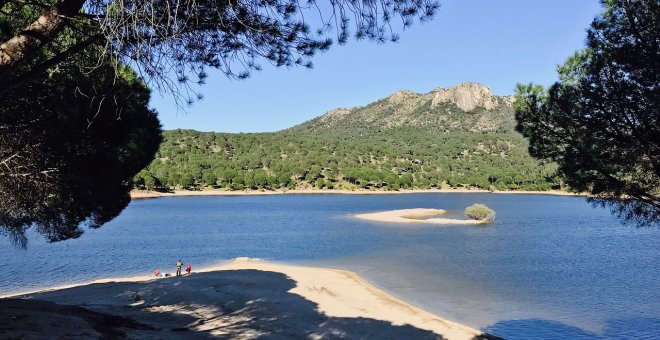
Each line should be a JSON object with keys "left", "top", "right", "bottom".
{"left": 464, "top": 204, "right": 496, "bottom": 222}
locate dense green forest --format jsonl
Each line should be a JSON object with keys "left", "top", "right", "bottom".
{"left": 136, "top": 84, "right": 561, "bottom": 191}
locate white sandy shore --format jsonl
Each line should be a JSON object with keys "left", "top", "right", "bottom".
{"left": 355, "top": 208, "right": 489, "bottom": 225}
{"left": 1, "top": 258, "right": 488, "bottom": 339}
{"left": 131, "top": 188, "right": 582, "bottom": 199}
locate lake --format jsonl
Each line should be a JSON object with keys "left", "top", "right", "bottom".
{"left": 1, "top": 193, "right": 658, "bottom": 339}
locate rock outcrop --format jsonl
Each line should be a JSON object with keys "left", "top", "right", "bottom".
{"left": 431, "top": 82, "right": 498, "bottom": 111}
{"left": 318, "top": 107, "right": 354, "bottom": 123}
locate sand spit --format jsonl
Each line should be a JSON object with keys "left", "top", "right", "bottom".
{"left": 1, "top": 258, "right": 494, "bottom": 339}
{"left": 131, "top": 188, "right": 582, "bottom": 199}
{"left": 355, "top": 208, "right": 489, "bottom": 225}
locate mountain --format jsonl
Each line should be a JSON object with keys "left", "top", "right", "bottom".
{"left": 290, "top": 82, "right": 517, "bottom": 134}
{"left": 136, "top": 83, "right": 559, "bottom": 191}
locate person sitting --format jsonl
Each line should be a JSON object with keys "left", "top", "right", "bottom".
{"left": 153, "top": 268, "right": 161, "bottom": 277}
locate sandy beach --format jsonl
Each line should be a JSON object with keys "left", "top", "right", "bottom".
{"left": 131, "top": 188, "right": 582, "bottom": 199}
{"left": 1, "top": 258, "right": 493, "bottom": 339}
{"left": 354, "top": 208, "right": 489, "bottom": 225}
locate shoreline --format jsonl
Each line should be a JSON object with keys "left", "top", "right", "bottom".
{"left": 131, "top": 188, "right": 583, "bottom": 199}
{"left": 2, "top": 258, "right": 489, "bottom": 339}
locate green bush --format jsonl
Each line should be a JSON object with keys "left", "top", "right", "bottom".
{"left": 464, "top": 204, "right": 496, "bottom": 222}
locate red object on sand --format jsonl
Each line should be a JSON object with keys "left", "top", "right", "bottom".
{"left": 186, "top": 263, "right": 191, "bottom": 274}
{"left": 154, "top": 268, "right": 161, "bottom": 276}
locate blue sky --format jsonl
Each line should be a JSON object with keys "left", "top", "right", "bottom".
{"left": 151, "top": 0, "right": 602, "bottom": 133}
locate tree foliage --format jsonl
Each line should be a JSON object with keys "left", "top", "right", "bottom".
{"left": 138, "top": 125, "right": 558, "bottom": 193}
{"left": 1, "top": 0, "right": 439, "bottom": 104}
{"left": 464, "top": 204, "right": 495, "bottom": 222}
{"left": 0, "top": 63, "right": 162, "bottom": 246}
{"left": 514, "top": 0, "right": 659, "bottom": 226}
{"left": 0, "top": 8, "right": 162, "bottom": 246}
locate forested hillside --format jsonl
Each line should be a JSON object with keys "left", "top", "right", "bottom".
{"left": 136, "top": 83, "right": 560, "bottom": 191}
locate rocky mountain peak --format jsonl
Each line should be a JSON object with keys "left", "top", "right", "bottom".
{"left": 291, "top": 82, "right": 516, "bottom": 133}
{"left": 431, "top": 82, "right": 497, "bottom": 111}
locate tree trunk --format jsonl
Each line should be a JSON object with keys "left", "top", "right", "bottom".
{"left": 0, "top": 0, "right": 87, "bottom": 80}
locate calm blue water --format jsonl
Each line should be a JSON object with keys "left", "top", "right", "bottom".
{"left": 1, "top": 194, "right": 658, "bottom": 339}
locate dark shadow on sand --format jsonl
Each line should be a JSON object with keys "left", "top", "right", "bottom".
{"left": 1, "top": 270, "right": 499, "bottom": 339}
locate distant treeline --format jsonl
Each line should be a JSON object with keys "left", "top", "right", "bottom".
{"left": 135, "top": 128, "right": 561, "bottom": 191}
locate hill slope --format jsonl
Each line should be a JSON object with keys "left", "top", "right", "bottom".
{"left": 290, "top": 82, "right": 516, "bottom": 134}
{"left": 136, "top": 83, "right": 559, "bottom": 191}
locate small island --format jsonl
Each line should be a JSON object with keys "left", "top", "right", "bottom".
{"left": 355, "top": 208, "right": 491, "bottom": 225}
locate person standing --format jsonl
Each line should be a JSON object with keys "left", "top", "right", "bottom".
{"left": 176, "top": 259, "right": 183, "bottom": 276}
{"left": 186, "top": 263, "right": 191, "bottom": 275}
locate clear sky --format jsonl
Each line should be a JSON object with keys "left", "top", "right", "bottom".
{"left": 151, "top": 0, "right": 602, "bottom": 133}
